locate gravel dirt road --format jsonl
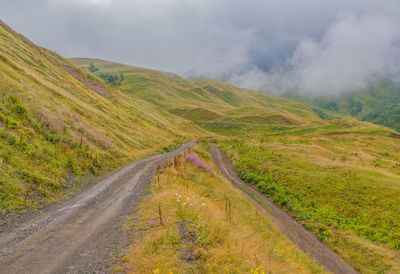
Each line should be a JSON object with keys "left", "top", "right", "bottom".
{"left": 209, "top": 144, "right": 356, "bottom": 274}
{"left": 0, "top": 141, "right": 195, "bottom": 274}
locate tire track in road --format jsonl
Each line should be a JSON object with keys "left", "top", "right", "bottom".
{"left": 209, "top": 144, "right": 356, "bottom": 274}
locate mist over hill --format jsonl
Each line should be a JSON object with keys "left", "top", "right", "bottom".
{"left": 1, "top": 9, "right": 400, "bottom": 272}
{"left": 2, "top": 0, "right": 400, "bottom": 97}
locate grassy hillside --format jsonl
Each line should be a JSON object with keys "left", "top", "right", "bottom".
{"left": 71, "top": 58, "right": 323, "bottom": 136}
{"left": 285, "top": 79, "right": 400, "bottom": 132}
{"left": 0, "top": 20, "right": 205, "bottom": 212}
{"left": 71, "top": 58, "right": 233, "bottom": 112}
{"left": 2, "top": 18, "right": 400, "bottom": 273}
{"left": 70, "top": 58, "right": 400, "bottom": 272}
{"left": 217, "top": 120, "right": 400, "bottom": 273}
{"left": 120, "top": 142, "right": 325, "bottom": 273}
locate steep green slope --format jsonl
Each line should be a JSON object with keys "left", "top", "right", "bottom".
{"left": 71, "top": 58, "right": 323, "bottom": 136}
{"left": 0, "top": 20, "right": 204, "bottom": 212}
{"left": 285, "top": 80, "right": 400, "bottom": 131}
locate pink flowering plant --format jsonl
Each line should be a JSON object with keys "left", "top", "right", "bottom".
{"left": 185, "top": 153, "right": 215, "bottom": 174}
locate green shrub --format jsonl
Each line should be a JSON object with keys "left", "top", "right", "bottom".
{"left": 13, "top": 104, "right": 26, "bottom": 114}
{"left": 0, "top": 128, "right": 9, "bottom": 138}
{"left": 7, "top": 136, "right": 16, "bottom": 145}
{"left": 45, "top": 133, "right": 60, "bottom": 144}
{"left": 89, "top": 160, "right": 101, "bottom": 175}
{"left": 21, "top": 141, "right": 31, "bottom": 153}
{"left": 8, "top": 120, "right": 18, "bottom": 129}
{"left": 87, "top": 63, "right": 98, "bottom": 73}
{"left": 66, "top": 158, "right": 75, "bottom": 170}
{"left": 8, "top": 94, "right": 19, "bottom": 104}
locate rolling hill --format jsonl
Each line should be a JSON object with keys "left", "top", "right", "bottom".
{"left": 0, "top": 19, "right": 327, "bottom": 213}
{"left": 71, "top": 58, "right": 323, "bottom": 135}
{"left": 72, "top": 57, "right": 400, "bottom": 272}
{"left": 1, "top": 18, "right": 400, "bottom": 273}
{"left": 0, "top": 19, "right": 204, "bottom": 212}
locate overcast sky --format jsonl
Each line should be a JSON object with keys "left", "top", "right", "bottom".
{"left": 1, "top": 0, "right": 400, "bottom": 95}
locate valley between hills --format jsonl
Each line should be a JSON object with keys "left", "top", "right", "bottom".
{"left": 0, "top": 18, "right": 400, "bottom": 273}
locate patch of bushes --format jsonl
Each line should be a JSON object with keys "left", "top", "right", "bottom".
{"left": 89, "top": 160, "right": 102, "bottom": 175}
{"left": 99, "top": 73, "right": 124, "bottom": 86}
{"left": 87, "top": 63, "right": 99, "bottom": 73}
{"left": 7, "top": 120, "right": 18, "bottom": 129}
{"left": 0, "top": 128, "right": 9, "bottom": 138}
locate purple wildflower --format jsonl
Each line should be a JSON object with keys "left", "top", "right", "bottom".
{"left": 72, "top": 113, "right": 80, "bottom": 122}
{"left": 102, "top": 137, "right": 111, "bottom": 148}
{"left": 52, "top": 122, "right": 63, "bottom": 132}
{"left": 149, "top": 216, "right": 161, "bottom": 227}
{"left": 185, "top": 154, "right": 215, "bottom": 174}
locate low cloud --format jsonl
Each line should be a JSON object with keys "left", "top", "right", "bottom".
{"left": 1, "top": 1, "right": 400, "bottom": 96}
{"left": 230, "top": 14, "right": 400, "bottom": 96}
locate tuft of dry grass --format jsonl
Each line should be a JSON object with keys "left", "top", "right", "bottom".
{"left": 123, "top": 143, "right": 325, "bottom": 273}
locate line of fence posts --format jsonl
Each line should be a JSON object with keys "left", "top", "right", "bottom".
{"left": 156, "top": 145, "right": 193, "bottom": 227}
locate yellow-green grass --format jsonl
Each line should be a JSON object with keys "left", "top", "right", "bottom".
{"left": 71, "top": 58, "right": 233, "bottom": 113}
{"left": 218, "top": 123, "right": 400, "bottom": 273}
{"left": 3, "top": 18, "right": 400, "bottom": 273}
{"left": 121, "top": 142, "right": 325, "bottom": 273}
{"left": 0, "top": 21, "right": 205, "bottom": 212}
{"left": 71, "top": 59, "right": 324, "bottom": 135}
{"left": 191, "top": 78, "right": 321, "bottom": 120}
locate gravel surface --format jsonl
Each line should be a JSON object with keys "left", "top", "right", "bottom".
{"left": 0, "top": 141, "right": 195, "bottom": 274}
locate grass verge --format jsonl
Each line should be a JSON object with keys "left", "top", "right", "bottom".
{"left": 119, "top": 142, "right": 325, "bottom": 273}
{"left": 218, "top": 133, "right": 400, "bottom": 273}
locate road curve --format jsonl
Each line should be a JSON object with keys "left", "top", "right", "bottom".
{"left": 0, "top": 141, "right": 195, "bottom": 274}
{"left": 209, "top": 144, "right": 356, "bottom": 274}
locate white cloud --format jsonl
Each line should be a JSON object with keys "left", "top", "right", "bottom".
{"left": 64, "top": 0, "right": 112, "bottom": 5}
{"left": 2, "top": 0, "right": 400, "bottom": 96}
{"left": 290, "top": 14, "right": 400, "bottom": 94}
{"left": 230, "top": 14, "right": 400, "bottom": 95}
